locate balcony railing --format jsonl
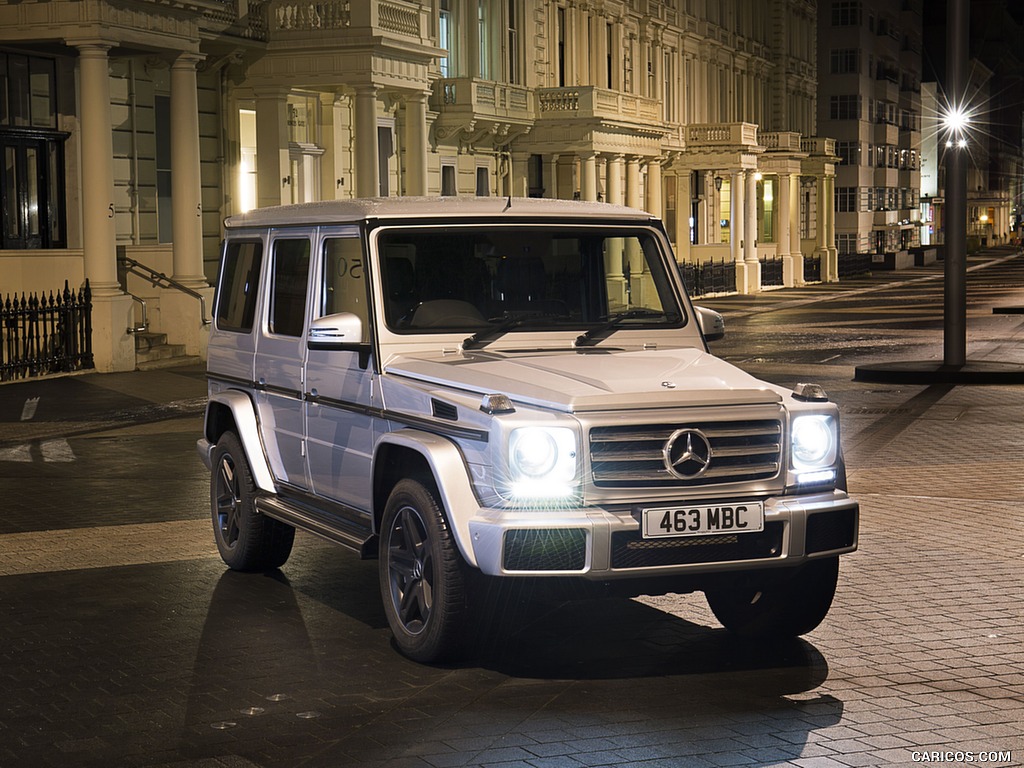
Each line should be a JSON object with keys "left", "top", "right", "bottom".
{"left": 535, "top": 87, "right": 661, "bottom": 126}
{"left": 434, "top": 78, "right": 533, "bottom": 120}
{"left": 686, "top": 122, "right": 760, "bottom": 149}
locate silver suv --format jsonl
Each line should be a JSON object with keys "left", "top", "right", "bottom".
{"left": 198, "top": 197, "right": 858, "bottom": 662}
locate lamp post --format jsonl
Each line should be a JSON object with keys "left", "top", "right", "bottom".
{"left": 944, "top": 0, "right": 969, "bottom": 368}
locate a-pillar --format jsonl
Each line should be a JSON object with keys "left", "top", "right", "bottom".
{"left": 165, "top": 53, "right": 214, "bottom": 357}
{"left": 255, "top": 89, "right": 290, "bottom": 208}
{"left": 354, "top": 86, "right": 380, "bottom": 198}
{"left": 403, "top": 91, "right": 428, "bottom": 196}
{"left": 580, "top": 152, "right": 598, "bottom": 201}
{"left": 779, "top": 173, "right": 794, "bottom": 286}
{"left": 789, "top": 173, "right": 804, "bottom": 284}
{"left": 74, "top": 41, "right": 134, "bottom": 372}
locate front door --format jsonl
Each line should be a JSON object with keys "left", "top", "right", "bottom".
{"left": 304, "top": 229, "right": 376, "bottom": 515}
{"left": 0, "top": 132, "right": 67, "bottom": 250}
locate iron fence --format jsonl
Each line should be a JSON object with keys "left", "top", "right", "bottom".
{"left": 760, "top": 256, "right": 784, "bottom": 287}
{"left": 838, "top": 252, "right": 873, "bottom": 277}
{"left": 804, "top": 255, "right": 822, "bottom": 283}
{"left": 1, "top": 280, "right": 93, "bottom": 382}
{"left": 679, "top": 260, "right": 737, "bottom": 297}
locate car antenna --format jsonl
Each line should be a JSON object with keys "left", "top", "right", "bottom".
{"left": 503, "top": 193, "right": 512, "bottom": 211}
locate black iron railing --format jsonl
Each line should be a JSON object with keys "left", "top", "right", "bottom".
{"left": 838, "top": 252, "right": 873, "bottom": 277}
{"left": 1, "top": 280, "right": 93, "bottom": 382}
{"left": 679, "top": 260, "right": 737, "bottom": 297}
{"left": 804, "top": 255, "right": 822, "bottom": 283}
{"left": 760, "top": 256, "right": 784, "bottom": 287}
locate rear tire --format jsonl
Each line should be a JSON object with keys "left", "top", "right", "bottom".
{"left": 705, "top": 557, "right": 840, "bottom": 638}
{"left": 210, "top": 431, "right": 294, "bottom": 571}
{"left": 379, "top": 479, "right": 467, "bottom": 663}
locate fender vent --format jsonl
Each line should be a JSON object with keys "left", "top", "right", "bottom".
{"left": 431, "top": 399, "right": 458, "bottom": 421}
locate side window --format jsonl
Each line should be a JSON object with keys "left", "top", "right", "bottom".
{"left": 215, "top": 240, "right": 263, "bottom": 333}
{"left": 322, "top": 237, "right": 369, "bottom": 328}
{"left": 270, "top": 238, "right": 311, "bottom": 337}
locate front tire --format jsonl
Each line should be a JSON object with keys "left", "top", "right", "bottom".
{"left": 379, "top": 479, "right": 467, "bottom": 663}
{"left": 211, "top": 431, "right": 294, "bottom": 571}
{"left": 705, "top": 557, "right": 840, "bottom": 638}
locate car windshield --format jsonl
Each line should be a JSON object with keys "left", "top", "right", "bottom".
{"left": 377, "top": 225, "right": 686, "bottom": 339}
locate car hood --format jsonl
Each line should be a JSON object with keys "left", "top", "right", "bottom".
{"left": 384, "top": 347, "right": 783, "bottom": 412}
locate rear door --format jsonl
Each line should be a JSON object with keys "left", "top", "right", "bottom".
{"left": 254, "top": 230, "right": 314, "bottom": 490}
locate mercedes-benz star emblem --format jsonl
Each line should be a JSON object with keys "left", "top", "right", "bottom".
{"left": 663, "top": 428, "right": 713, "bottom": 479}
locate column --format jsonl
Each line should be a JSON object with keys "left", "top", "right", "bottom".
{"left": 545, "top": 154, "right": 560, "bottom": 198}
{"left": 169, "top": 54, "right": 206, "bottom": 287}
{"left": 354, "top": 86, "right": 380, "bottom": 198}
{"left": 779, "top": 172, "right": 794, "bottom": 286}
{"left": 255, "top": 89, "right": 289, "bottom": 208}
{"left": 606, "top": 155, "right": 624, "bottom": 204}
{"left": 164, "top": 52, "right": 214, "bottom": 358}
{"left": 580, "top": 152, "right": 598, "bottom": 201}
{"left": 510, "top": 152, "right": 530, "bottom": 198}
{"left": 645, "top": 158, "right": 663, "bottom": 218}
{"left": 625, "top": 156, "right": 641, "bottom": 208}
{"left": 825, "top": 174, "right": 838, "bottom": 281}
{"left": 75, "top": 42, "right": 135, "bottom": 372}
{"left": 676, "top": 171, "right": 691, "bottom": 263}
{"left": 403, "top": 91, "right": 429, "bottom": 196}
{"left": 790, "top": 173, "right": 804, "bottom": 284}
{"left": 730, "top": 171, "right": 744, "bottom": 267}
{"left": 605, "top": 155, "right": 626, "bottom": 306}
{"left": 742, "top": 169, "right": 760, "bottom": 292}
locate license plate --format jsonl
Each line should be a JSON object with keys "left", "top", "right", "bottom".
{"left": 641, "top": 502, "right": 764, "bottom": 538}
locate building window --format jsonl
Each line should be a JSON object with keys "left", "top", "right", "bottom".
{"left": 836, "top": 187, "right": 857, "bottom": 213}
{"left": 439, "top": 0, "right": 454, "bottom": 78}
{"left": 155, "top": 95, "right": 173, "bottom": 244}
{"left": 829, "top": 95, "right": 861, "bottom": 120}
{"left": 837, "top": 233, "right": 858, "bottom": 254}
{"left": 478, "top": 0, "right": 490, "bottom": 79}
{"left": 507, "top": 0, "right": 519, "bottom": 84}
{"left": 830, "top": 49, "right": 860, "bottom": 75}
{"left": 832, "top": 1, "right": 862, "bottom": 26}
{"left": 557, "top": 6, "right": 566, "bottom": 87}
{"left": 476, "top": 166, "right": 489, "bottom": 196}
{"left": 441, "top": 160, "right": 457, "bottom": 196}
{"left": 835, "top": 141, "right": 860, "bottom": 166}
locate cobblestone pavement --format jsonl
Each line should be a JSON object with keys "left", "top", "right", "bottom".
{"left": 1, "top": 252, "right": 1023, "bottom": 768}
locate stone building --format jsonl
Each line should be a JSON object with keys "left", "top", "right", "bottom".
{"left": 0, "top": 0, "right": 837, "bottom": 371}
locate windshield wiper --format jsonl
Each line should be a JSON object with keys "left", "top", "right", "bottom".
{"left": 574, "top": 308, "right": 675, "bottom": 347}
{"left": 463, "top": 313, "right": 561, "bottom": 350}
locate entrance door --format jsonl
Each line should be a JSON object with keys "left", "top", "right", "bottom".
{"left": 0, "top": 133, "right": 66, "bottom": 249}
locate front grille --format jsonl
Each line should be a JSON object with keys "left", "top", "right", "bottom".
{"left": 589, "top": 419, "right": 782, "bottom": 488}
{"left": 610, "top": 522, "right": 784, "bottom": 569}
{"left": 503, "top": 528, "right": 587, "bottom": 571}
{"left": 806, "top": 507, "right": 858, "bottom": 554}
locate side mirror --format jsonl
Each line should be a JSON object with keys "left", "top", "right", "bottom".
{"left": 695, "top": 306, "right": 725, "bottom": 342}
{"left": 308, "top": 312, "right": 364, "bottom": 349}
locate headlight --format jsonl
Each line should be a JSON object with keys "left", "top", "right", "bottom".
{"left": 791, "top": 414, "right": 837, "bottom": 470}
{"left": 508, "top": 427, "right": 577, "bottom": 499}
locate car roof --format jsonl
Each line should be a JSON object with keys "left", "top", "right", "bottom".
{"left": 223, "top": 196, "right": 656, "bottom": 230}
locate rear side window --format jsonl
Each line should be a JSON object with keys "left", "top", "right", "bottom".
{"left": 270, "top": 238, "right": 311, "bottom": 337}
{"left": 215, "top": 240, "right": 263, "bottom": 333}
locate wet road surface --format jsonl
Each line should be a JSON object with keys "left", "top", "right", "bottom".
{"left": 1, "top": 252, "right": 1023, "bottom": 767}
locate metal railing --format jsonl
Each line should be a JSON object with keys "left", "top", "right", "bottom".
{"left": 1, "top": 280, "right": 94, "bottom": 382}
{"left": 118, "top": 255, "right": 211, "bottom": 330}
{"left": 760, "top": 256, "right": 784, "bottom": 287}
{"left": 679, "top": 260, "right": 737, "bottom": 297}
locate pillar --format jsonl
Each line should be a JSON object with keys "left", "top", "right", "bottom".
{"left": 255, "top": 89, "right": 290, "bottom": 208}
{"left": 510, "top": 152, "right": 530, "bottom": 198}
{"left": 75, "top": 42, "right": 134, "bottom": 372}
{"left": 354, "top": 86, "right": 380, "bottom": 198}
{"left": 676, "top": 172, "right": 691, "bottom": 263}
{"left": 730, "top": 171, "right": 744, "bottom": 267}
{"left": 165, "top": 52, "right": 214, "bottom": 358}
{"left": 646, "top": 158, "right": 663, "bottom": 218}
{"left": 779, "top": 172, "right": 794, "bottom": 286}
{"left": 580, "top": 152, "right": 598, "bottom": 201}
{"left": 545, "top": 154, "right": 560, "bottom": 198}
{"left": 790, "top": 173, "right": 804, "bottom": 284}
{"left": 606, "top": 155, "right": 624, "bottom": 204}
{"left": 404, "top": 91, "right": 429, "bottom": 196}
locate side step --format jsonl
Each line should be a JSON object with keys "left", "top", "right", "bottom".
{"left": 256, "top": 496, "right": 377, "bottom": 559}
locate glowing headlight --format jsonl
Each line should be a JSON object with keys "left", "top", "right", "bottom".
{"left": 508, "top": 427, "right": 577, "bottom": 498}
{"left": 791, "top": 414, "right": 837, "bottom": 469}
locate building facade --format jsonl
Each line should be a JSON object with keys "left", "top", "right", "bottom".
{"left": 0, "top": 0, "right": 837, "bottom": 372}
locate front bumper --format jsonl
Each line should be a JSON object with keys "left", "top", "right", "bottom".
{"left": 467, "top": 492, "right": 858, "bottom": 578}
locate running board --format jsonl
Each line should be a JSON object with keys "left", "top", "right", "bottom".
{"left": 256, "top": 496, "right": 377, "bottom": 559}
